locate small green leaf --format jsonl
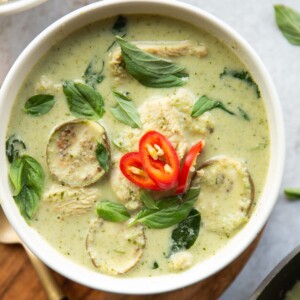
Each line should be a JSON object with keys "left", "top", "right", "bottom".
{"left": 9, "top": 155, "right": 45, "bottom": 222}
{"left": 220, "top": 68, "right": 260, "bottom": 98}
{"left": 274, "top": 5, "right": 300, "bottom": 45}
{"left": 140, "top": 191, "right": 159, "bottom": 209}
{"left": 116, "top": 36, "right": 188, "bottom": 88}
{"left": 238, "top": 107, "right": 250, "bottom": 121}
{"left": 96, "top": 142, "right": 110, "bottom": 172}
{"left": 131, "top": 187, "right": 200, "bottom": 229}
{"left": 63, "top": 81, "right": 105, "bottom": 120}
{"left": 96, "top": 200, "right": 130, "bottom": 222}
{"left": 152, "top": 261, "right": 159, "bottom": 269}
{"left": 6, "top": 135, "right": 26, "bottom": 163}
{"left": 110, "top": 91, "right": 142, "bottom": 128}
{"left": 284, "top": 188, "right": 300, "bottom": 199}
{"left": 83, "top": 59, "right": 105, "bottom": 89}
{"left": 171, "top": 208, "right": 201, "bottom": 253}
{"left": 24, "top": 94, "right": 55, "bottom": 116}
{"left": 191, "top": 95, "right": 234, "bottom": 117}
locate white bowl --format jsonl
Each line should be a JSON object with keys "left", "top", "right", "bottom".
{"left": 0, "top": 0, "right": 47, "bottom": 16}
{"left": 0, "top": 0, "right": 285, "bottom": 294}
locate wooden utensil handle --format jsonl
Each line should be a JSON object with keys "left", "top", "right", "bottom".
{"left": 23, "top": 245, "right": 68, "bottom": 300}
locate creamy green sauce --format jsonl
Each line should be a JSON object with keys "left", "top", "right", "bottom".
{"left": 6, "top": 15, "right": 270, "bottom": 277}
{"left": 285, "top": 281, "right": 300, "bottom": 300}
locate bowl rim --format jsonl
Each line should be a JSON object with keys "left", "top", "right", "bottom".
{"left": 0, "top": 0, "right": 285, "bottom": 294}
{"left": 0, "top": 0, "right": 47, "bottom": 16}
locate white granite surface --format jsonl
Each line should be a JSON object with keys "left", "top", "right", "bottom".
{"left": 1, "top": 0, "right": 300, "bottom": 299}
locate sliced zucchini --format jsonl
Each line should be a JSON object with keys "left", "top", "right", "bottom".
{"left": 43, "top": 185, "right": 99, "bottom": 217}
{"left": 192, "top": 157, "right": 255, "bottom": 235}
{"left": 47, "top": 120, "right": 110, "bottom": 187}
{"left": 86, "top": 219, "right": 145, "bottom": 275}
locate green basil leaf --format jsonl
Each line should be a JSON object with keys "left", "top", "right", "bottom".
{"left": 63, "top": 81, "right": 105, "bottom": 120}
{"left": 220, "top": 68, "right": 260, "bottom": 98}
{"left": 6, "top": 135, "right": 26, "bottom": 163}
{"left": 112, "top": 15, "right": 127, "bottom": 36}
{"left": 110, "top": 91, "right": 142, "bottom": 128}
{"left": 238, "top": 107, "right": 250, "bottom": 121}
{"left": 116, "top": 36, "right": 188, "bottom": 88}
{"left": 96, "top": 200, "right": 130, "bottom": 222}
{"left": 9, "top": 155, "right": 45, "bottom": 222}
{"left": 96, "top": 142, "right": 110, "bottom": 172}
{"left": 152, "top": 261, "right": 159, "bottom": 269}
{"left": 191, "top": 95, "right": 234, "bottom": 117}
{"left": 140, "top": 191, "right": 159, "bottom": 209}
{"left": 171, "top": 208, "right": 201, "bottom": 253}
{"left": 284, "top": 188, "right": 300, "bottom": 199}
{"left": 131, "top": 187, "right": 200, "bottom": 229}
{"left": 83, "top": 59, "right": 105, "bottom": 89}
{"left": 274, "top": 5, "right": 300, "bottom": 45}
{"left": 14, "top": 186, "right": 40, "bottom": 222}
{"left": 24, "top": 94, "right": 55, "bottom": 116}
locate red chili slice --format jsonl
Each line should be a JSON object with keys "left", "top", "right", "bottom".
{"left": 139, "top": 131, "right": 180, "bottom": 190}
{"left": 176, "top": 140, "right": 205, "bottom": 194}
{"left": 119, "top": 152, "right": 160, "bottom": 190}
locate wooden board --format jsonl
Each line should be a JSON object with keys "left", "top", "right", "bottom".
{"left": 0, "top": 232, "right": 262, "bottom": 300}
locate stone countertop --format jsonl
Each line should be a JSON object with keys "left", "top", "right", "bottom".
{"left": 0, "top": 0, "right": 299, "bottom": 299}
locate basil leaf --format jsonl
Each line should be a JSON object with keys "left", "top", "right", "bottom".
{"left": 220, "top": 68, "right": 260, "bottom": 98}
{"left": 63, "top": 81, "right": 105, "bottom": 120}
{"left": 9, "top": 155, "right": 45, "bottom": 222}
{"left": 112, "top": 15, "right": 127, "bottom": 36}
{"left": 83, "top": 60, "right": 105, "bottom": 89}
{"left": 131, "top": 187, "right": 200, "bottom": 229}
{"left": 14, "top": 186, "right": 40, "bottom": 221}
{"left": 96, "top": 142, "right": 110, "bottom": 172}
{"left": 191, "top": 95, "right": 234, "bottom": 117}
{"left": 140, "top": 191, "right": 159, "bottom": 209}
{"left": 96, "top": 200, "right": 130, "bottom": 222}
{"left": 6, "top": 135, "right": 26, "bottom": 163}
{"left": 171, "top": 208, "right": 201, "bottom": 253}
{"left": 284, "top": 188, "right": 300, "bottom": 199}
{"left": 110, "top": 91, "right": 142, "bottom": 128}
{"left": 238, "top": 107, "right": 250, "bottom": 121}
{"left": 274, "top": 5, "right": 300, "bottom": 45}
{"left": 152, "top": 261, "right": 159, "bottom": 269}
{"left": 116, "top": 36, "right": 188, "bottom": 88}
{"left": 24, "top": 94, "right": 55, "bottom": 116}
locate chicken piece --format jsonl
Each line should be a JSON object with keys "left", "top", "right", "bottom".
{"left": 43, "top": 185, "right": 99, "bottom": 217}
{"left": 193, "top": 157, "right": 255, "bottom": 235}
{"left": 86, "top": 219, "right": 145, "bottom": 275}
{"left": 47, "top": 120, "right": 110, "bottom": 187}
{"left": 109, "top": 40, "right": 207, "bottom": 79}
{"left": 34, "top": 75, "right": 61, "bottom": 94}
{"left": 168, "top": 251, "right": 193, "bottom": 272}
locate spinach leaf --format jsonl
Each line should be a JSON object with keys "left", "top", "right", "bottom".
{"left": 131, "top": 187, "right": 200, "bottom": 229}
{"left": 110, "top": 91, "right": 142, "bottom": 128}
{"left": 238, "top": 107, "right": 250, "bottom": 121}
{"left": 83, "top": 60, "right": 105, "bottom": 89}
{"left": 24, "top": 94, "right": 55, "bottom": 116}
{"left": 191, "top": 95, "right": 234, "bottom": 117}
{"left": 96, "top": 200, "right": 130, "bottom": 222}
{"left": 284, "top": 188, "right": 300, "bottom": 199}
{"left": 96, "top": 142, "right": 110, "bottom": 172}
{"left": 274, "top": 5, "right": 300, "bottom": 45}
{"left": 140, "top": 191, "right": 159, "bottom": 209}
{"left": 116, "top": 36, "right": 188, "bottom": 88}
{"left": 171, "top": 208, "right": 200, "bottom": 253}
{"left": 112, "top": 15, "right": 127, "bottom": 36}
{"left": 220, "top": 68, "right": 260, "bottom": 98}
{"left": 9, "top": 155, "right": 45, "bottom": 222}
{"left": 63, "top": 81, "right": 105, "bottom": 120}
{"left": 6, "top": 135, "right": 26, "bottom": 163}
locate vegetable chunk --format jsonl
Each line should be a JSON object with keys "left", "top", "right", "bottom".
{"left": 47, "top": 120, "right": 110, "bottom": 187}
{"left": 86, "top": 219, "right": 145, "bottom": 275}
{"left": 193, "top": 157, "right": 254, "bottom": 235}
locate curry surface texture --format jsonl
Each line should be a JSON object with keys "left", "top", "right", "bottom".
{"left": 6, "top": 15, "right": 270, "bottom": 277}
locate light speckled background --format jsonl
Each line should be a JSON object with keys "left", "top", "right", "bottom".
{"left": 0, "top": 0, "right": 299, "bottom": 299}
